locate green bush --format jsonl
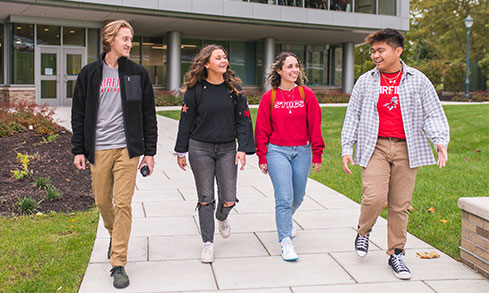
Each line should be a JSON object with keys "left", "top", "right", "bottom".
{"left": 417, "top": 60, "right": 445, "bottom": 89}
{"left": 46, "top": 185, "right": 61, "bottom": 201}
{"left": 34, "top": 176, "right": 51, "bottom": 189}
{"left": 17, "top": 196, "right": 39, "bottom": 214}
{"left": 471, "top": 91, "right": 489, "bottom": 102}
{"left": 444, "top": 61, "right": 466, "bottom": 92}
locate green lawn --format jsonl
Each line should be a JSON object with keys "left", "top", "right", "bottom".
{"left": 0, "top": 209, "right": 99, "bottom": 291}
{"left": 158, "top": 104, "right": 489, "bottom": 259}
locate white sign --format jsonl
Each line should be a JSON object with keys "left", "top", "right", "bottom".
{"left": 45, "top": 68, "right": 53, "bottom": 75}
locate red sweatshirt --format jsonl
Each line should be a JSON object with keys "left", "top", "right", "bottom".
{"left": 255, "top": 86, "right": 325, "bottom": 164}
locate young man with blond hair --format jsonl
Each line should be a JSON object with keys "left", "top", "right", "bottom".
{"left": 341, "top": 28, "right": 449, "bottom": 279}
{"left": 71, "top": 19, "right": 157, "bottom": 289}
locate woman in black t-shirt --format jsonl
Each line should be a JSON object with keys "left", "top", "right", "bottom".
{"left": 174, "top": 44, "right": 255, "bottom": 263}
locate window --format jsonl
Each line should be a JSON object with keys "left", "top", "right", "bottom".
{"left": 180, "top": 39, "right": 201, "bottom": 82}
{"left": 11, "top": 23, "right": 34, "bottom": 84}
{"left": 130, "top": 36, "right": 142, "bottom": 65}
{"left": 306, "top": 45, "right": 329, "bottom": 85}
{"left": 334, "top": 47, "right": 342, "bottom": 86}
{"left": 278, "top": 0, "right": 303, "bottom": 7}
{"left": 63, "top": 26, "right": 85, "bottom": 46}
{"left": 250, "top": 0, "right": 277, "bottom": 4}
{"left": 87, "top": 28, "right": 99, "bottom": 64}
{"left": 379, "top": 0, "right": 396, "bottom": 16}
{"left": 37, "top": 25, "right": 60, "bottom": 45}
{"left": 330, "top": 0, "right": 352, "bottom": 12}
{"left": 355, "top": 0, "right": 376, "bottom": 14}
{"left": 306, "top": 0, "right": 328, "bottom": 9}
{"left": 0, "top": 24, "right": 3, "bottom": 84}
{"left": 142, "top": 36, "right": 165, "bottom": 85}
{"left": 230, "top": 41, "right": 256, "bottom": 86}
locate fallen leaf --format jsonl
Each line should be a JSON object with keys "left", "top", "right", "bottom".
{"left": 408, "top": 205, "right": 415, "bottom": 212}
{"left": 417, "top": 251, "right": 440, "bottom": 259}
{"left": 71, "top": 219, "right": 77, "bottom": 222}
{"left": 428, "top": 207, "right": 436, "bottom": 213}
{"left": 440, "top": 219, "right": 448, "bottom": 223}
{"left": 66, "top": 178, "right": 71, "bottom": 182}
{"left": 464, "top": 156, "right": 470, "bottom": 161}
{"left": 476, "top": 149, "right": 481, "bottom": 153}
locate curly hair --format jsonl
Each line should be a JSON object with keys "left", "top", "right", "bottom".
{"left": 265, "top": 52, "right": 307, "bottom": 89}
{"left": 182, "top": 44, "right": 242, "bottom": 95}
{"left": 365, "top": 28, "right": 404, "bottom": 49}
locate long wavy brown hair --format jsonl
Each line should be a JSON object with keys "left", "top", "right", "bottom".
{"left": 182, "top": 44, "right": 242, "bottom": 95}
{"left": 266, "top": 52, "right": 307, "bottom": 89}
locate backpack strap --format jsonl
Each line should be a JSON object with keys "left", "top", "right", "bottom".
{"left": 270, "top": 88, "right": 277, "bottom": 114}
{"left": 298, "top": 86, "right": 305, "bottom": 101}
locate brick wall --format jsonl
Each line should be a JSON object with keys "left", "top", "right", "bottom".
{"left": 459, "top": 198, "right": 489, "bottom": 279}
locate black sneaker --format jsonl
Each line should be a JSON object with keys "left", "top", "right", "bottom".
{"left": 388, "top": 249, "right": 412, "bottom": 280}
{"left": 107, "top": 238, "right": 112, "bottom": 260}
{"left": 354, "top": 233, "right": 370, "bottom": 258}
{"left": 110, "top": 266, "right": 130, "bottom": 289}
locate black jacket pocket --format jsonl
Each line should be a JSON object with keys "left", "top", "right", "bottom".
{"left": 124, "top": 75, "right": 142, "bottom": 101}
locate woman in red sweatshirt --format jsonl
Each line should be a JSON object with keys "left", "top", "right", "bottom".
{"left": 255, "top": 52, "right": 325, "bottom": 261}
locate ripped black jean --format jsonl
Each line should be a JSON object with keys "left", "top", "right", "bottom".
{"left": 188, "top": 138, "right": 238, "bottom": 243}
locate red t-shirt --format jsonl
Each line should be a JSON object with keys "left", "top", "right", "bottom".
{"left": 377, "top": 70, "right": 405, "bottom": 139}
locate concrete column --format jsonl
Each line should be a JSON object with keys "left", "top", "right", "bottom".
{"left": 342, "top": 42, "right": 355, "bottom": 94}
{"left": 262, "top": 37, "right": 275, "bottom": 91}
{"left": 166, "top": 31, "right": 181, "bottom": 93}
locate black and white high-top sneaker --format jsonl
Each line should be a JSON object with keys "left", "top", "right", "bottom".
{"left": 388, "top": 249, "right": 412, "bottom": 280}
{"left": 354, "top": 233, "right": 370, "bottom": 258}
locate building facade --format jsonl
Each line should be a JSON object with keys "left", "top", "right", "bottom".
{"left": 0, "top": 0, "right": 409, "bottom": 106}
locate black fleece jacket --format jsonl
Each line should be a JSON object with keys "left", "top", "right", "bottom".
{"left": 71, "top": 53, "right": 157, "bottom": 164}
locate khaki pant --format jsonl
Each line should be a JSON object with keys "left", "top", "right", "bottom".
{"left": 90, "top": 148, "right": 139, "bottom": 267}
{"left": 358, "top": 137, "right": 418, "bottom": 255}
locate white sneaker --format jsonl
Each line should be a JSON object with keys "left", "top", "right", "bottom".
{"left": 218, "top": 219, "right": 231, "bottom": 239}
{"left": 201, "top": 241, "right": 214, "bottom": 263}
{"left": 291, "top": 226, "right": 297, "bottom": 238}
{"left": 280, "top": 237, "right": 298, "bottom": 261}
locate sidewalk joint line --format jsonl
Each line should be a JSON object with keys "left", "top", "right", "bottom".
{"left": 146, "top": 236, "right": 150, "bottom": 262}
{"left": 328, "top": 252, "right": 359, "bottom": 283}
{"left": 142, "top": 202, "right": 147, "bottom": 218}
{"left": 307, "top": 195, "right": 329, "bottom": 210}
{"left": 253, "top": 232, "right": 272, "bottom": 256}
{"left": 251, "top": 185, "right": 269, "bottom": 198}
{"left": 176, "top": 188, "right": 187, "bottom": 201}
{"left": 161, "top": 170, "right": 171, "bottom": 180}
{"left": 209, "top": 263, "right": 220, "bottom": 290}
{"left": 421, "top": 280, "right": 438, "bottom": 292}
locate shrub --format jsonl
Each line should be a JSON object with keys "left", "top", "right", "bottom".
{"left": 42, "top": 133, "right": 59, "bottom": 144}
{"left": 471, "top": 91, "right": 489, "bottom": 102}
{"left": 10, "top": 153, "right": 33, "bottom": 180}
{"left": 154, "top": 92, "right": 182, "bottom": 106}
{"left": 34, "top": 176, "right": 51, "bottom": 189}
{"left": 0, "top": 101, "right": 60, "bottom": 137}
{"left": 46, "top": 185, "right": 61, "bottom": 201}
{"left": 417, "top": 60, "right": 444, "bottom": 89}
{"left": 444, "top": 61, "right": 466, "bottom": 92}
{"left": 17, "top": 196, "right": 40, "bottom": 214}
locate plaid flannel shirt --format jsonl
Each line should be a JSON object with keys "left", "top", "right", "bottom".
{"left": 341, "top": 61, "right": 450, "bottom": 168}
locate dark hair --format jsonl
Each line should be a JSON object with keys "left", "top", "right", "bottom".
{"left": 182, "top": 44, "right": 242, "bottom": 95}
{"left": 365, "top": 28, "right": 404, "bottom": 49}
{"left": 265, "top": 52, "right": 307, "bottom": 89}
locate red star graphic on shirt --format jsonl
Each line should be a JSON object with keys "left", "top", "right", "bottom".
{"left": 244, "top": 110, "right": 250, "bottom": 118}
{"left": 181, "top": 103, "right": 189, "bottom": 113}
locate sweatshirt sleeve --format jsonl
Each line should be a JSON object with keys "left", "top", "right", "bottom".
{"left": 254, "top": 91, "right": 272, "bottom": 164}
{"left": 305, "top": 87, "right": 325, "bottom": 163}
{"left": 71, "top": 66, "right": 88, "bottom": 156}
{"left": 235, "top": 88, "right": 256, "bottom": 154}
{"left": 141, "top": 67, "right": 158, "bottom": 156}
{"left": 174, "top": 87, "right": 197, "bottom": 153}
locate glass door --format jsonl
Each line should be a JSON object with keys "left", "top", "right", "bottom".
{"left": 38, "top": 47, "right": 61, "bottom": 106}
{"left": 62, "top": 48, "right": 86, "bottom": 106}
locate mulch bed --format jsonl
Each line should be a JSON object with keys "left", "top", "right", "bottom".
{"left": 0, "top": 129, "right": 94, "bottom": 216}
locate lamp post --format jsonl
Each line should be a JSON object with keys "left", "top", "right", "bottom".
{"left": 464, "top": 15, "right": 473, "bottom": 100}
{"left": 360, "top": 47, "right": 364, "bottom": 73}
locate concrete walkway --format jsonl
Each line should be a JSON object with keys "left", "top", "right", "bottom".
{"left": 51, "top": 107, "right": 489, "bottom": 293}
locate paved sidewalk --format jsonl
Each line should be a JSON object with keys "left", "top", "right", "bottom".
{"left": 52, "top": 107, "right": 488, "bottom": 293}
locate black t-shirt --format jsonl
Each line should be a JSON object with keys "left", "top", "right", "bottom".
{"left": 174, "top": 80, "right": 254, "bottom": 153}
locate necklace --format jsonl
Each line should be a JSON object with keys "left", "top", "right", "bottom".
{"left": 381, "top": 70, "right": 402, "bottom": 84}
{"left": 279, "top": 87, "right": 294, "bottom": 114}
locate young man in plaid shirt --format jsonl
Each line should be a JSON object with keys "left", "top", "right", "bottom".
{"left": 341, "top": 28, "right": 449, "bottom": 280}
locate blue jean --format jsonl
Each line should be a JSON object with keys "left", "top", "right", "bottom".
{"left": 266, "top": 143, "right": 312, "bottom": 242}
